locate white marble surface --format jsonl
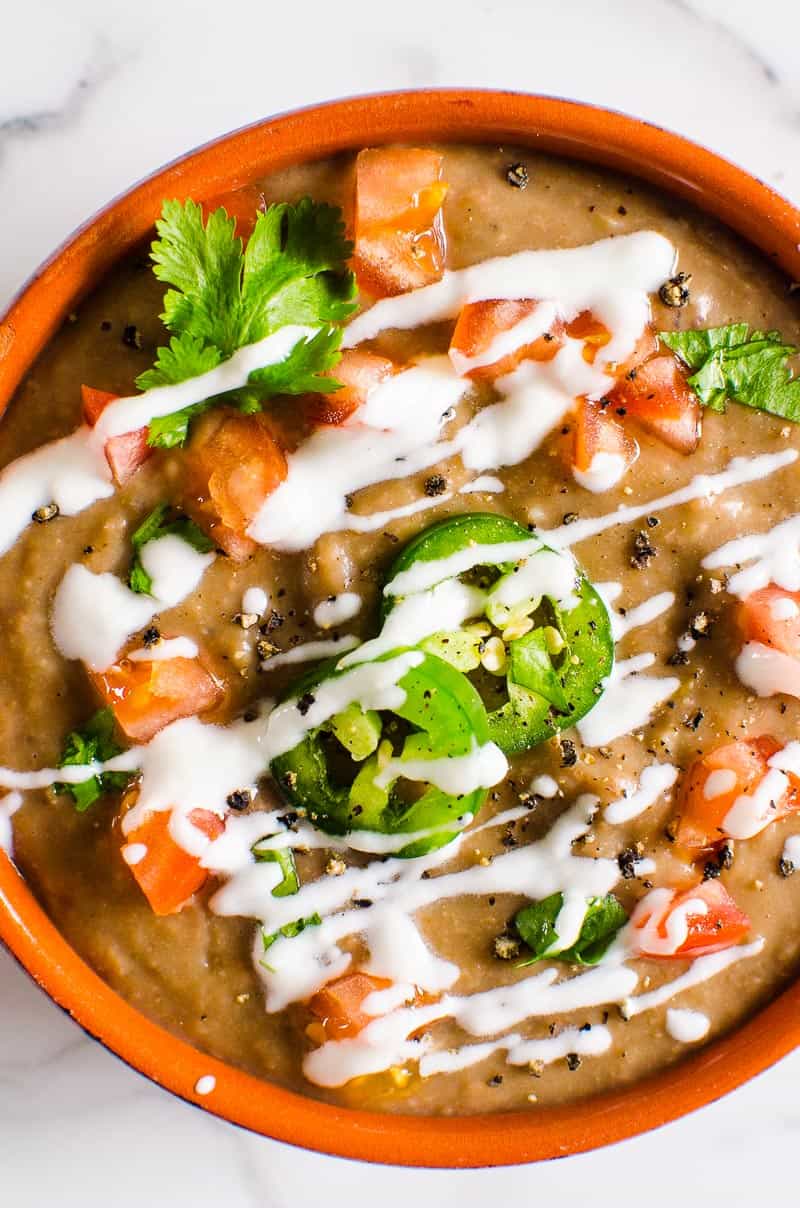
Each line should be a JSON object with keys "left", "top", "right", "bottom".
{"left": 2, "top": 0, "right": 800, "bottom": 1202}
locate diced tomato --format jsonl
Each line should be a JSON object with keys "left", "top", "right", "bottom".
{"left": 565, "top": 310, "right": 611, "bottom": 365}
{"left": 448, "top": 299, "right": 563, "bottom": 380}
{"left": 675, "top": 735, "right": 796, "bottom": 850}
{"left": 572, "top": 397, "right": 638, "bottom": 478}
{"left": 307, "top": 350, "right": 396, "bottom": 425}
{"left": 612, "top": 325, "right": 659, "bottom": 376}
{"left": 183, "top": 410, "right": 288, "bottom": 560}
{"left": 309, "top": 972, "right": 393, "bottom": 1039}
{"left": 91, "top": 654, "right": 224, "bottom": 743}
{"left": 631, "top": 880, "right": 751, "bottom": 960}
{"left": 353, "top": 148, "right": 448, "bottom": 297}
{"left": 122, "top": 807, "right": 224, "bottom": 915}
{"left": 200, "top": 185, "right": 266, "bottom": 241}
{"left": 608, "top": 354, "right": 701, "bottom": 453}
{"left": 738, "top": 586, "right": 800, "bottom": 657}
{"left": 81, "top": 385, "right": 152, "bottom": 485}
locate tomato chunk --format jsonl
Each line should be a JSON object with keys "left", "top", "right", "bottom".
{"left": 631, "top": 881, "right": 751, "bottom": 960}
{"left": 122, "top": 807, "right": 224, "bottom": 915}
{"left": 183, "top": 410, "right": 288, "bottom": 560}
{"left": 572, "top": 397, "right": 638, "bottom": 488}
{"left": 738, "top": 586, "right": 800, "bottom": 657}
{"left": 676, "top": 735, "right": 796, "bottom": 849}
{"left": 608, "top": 355, "right": 701, "bottom": 453}
{"left": 81, "top": 385, "right": 152, "bottom": 485}
{"left": 307, "top": 350, "right": 396, "bottom": 426}
{"left": 309, "top": 972, "right": 392, "bottom": 1039}
{"left": 201, "top": 185, "right": 266, "bottom": 240}
{"left": 565, "top": 311, "right": 611, "bottom": 365}
{"left": 91, "top": 654, "right": 223, "bottom": 743}
{"left": 449, "top": 299, "right": 564, "bottom": 379}
{"left": 354, "top": 148, "right": 448, "bottom": 297}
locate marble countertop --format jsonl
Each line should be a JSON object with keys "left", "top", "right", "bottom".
{"left": 2, "top": 0, "right": 800, "bottom": 1202}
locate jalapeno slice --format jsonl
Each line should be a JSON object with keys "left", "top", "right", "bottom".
{"left": 270, "top": 649, "right": 501, "bottom": 859}
{"left": 380, "top": 513, "right": 614, "bottom": 755}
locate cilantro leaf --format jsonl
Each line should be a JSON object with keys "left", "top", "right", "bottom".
{"left": 252, "top": 843, "right": 300, "bottom": 897}
{"left": 260, "top": 911, "right": 322, "bottom": 969}
{"left": 135, "top": 197, "right": 357, "bottom": 446}
{"left": 128, "top": 503, "right": 214, "bottom": 594}
{"left": 135, "top": 331, "right": 223, "bottom": 392}
{"left": 514, "top": 892, "right": 627, "bottom": 967}
{"left": 660, "top": 325, "right": 800, "bottom": 421}
{"left": 54, "top": 709, "right": 131, "bottom": 813}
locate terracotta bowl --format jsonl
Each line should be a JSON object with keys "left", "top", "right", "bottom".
{"left": 2, "top": 90, "right": 800, "bottom": 1168}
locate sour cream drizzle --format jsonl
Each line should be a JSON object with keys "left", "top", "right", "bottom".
{"left": 604, "top": 762, "right": 678, "bottom": 825}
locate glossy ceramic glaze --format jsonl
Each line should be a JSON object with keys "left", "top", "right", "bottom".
{"left": 1, "top": 90, "right": 800, "bottom": 1167}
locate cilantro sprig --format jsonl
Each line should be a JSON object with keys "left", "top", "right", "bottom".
{"left": 136, "top": 198, "right": 357, "bottom": 447}
{"left": 660, "top": 324, "right": 800, "bottom": 421}
{"left": 129, "top": 503, "right": 214, "bottom": 594}
{"left": 514, "top": 892, "right": 627, "bottom": 967}
{"left": 54, "top": 709, "right": 132, "bottom": 813}
{"left": 260, "top": 911, "right": 322, "bottom": 971}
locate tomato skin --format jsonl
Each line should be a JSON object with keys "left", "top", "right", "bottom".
{"left": 572, "top": 397, "right": 638, "bottom": 476}
{"left": 565, "top": 310, "right": 611, "bottom": 364}
{"left": 632, "top": 880, "right": 751, "bottom": 960}
{"left": 91, "top": 654, "right": 224, "bottom": 743}
{"left": 607, "top": 355, "right": 701, "bottom": 453}
{"left": 183, "top": 409, "right": 288, "bottom": 560}
{"left": 81, "top": 385, "right": 152, "bottom": 485}
{"left": 121, "top": 807, "right": 224, "bottom": 915}
{"left": 200, "top": 185, "right": 266, "bottom": 240}
{"left": 309, "top": 972, "right": 392, "bottom": 1039}
{"left": 676, "top": 735, "right": 796, "bottom": 849}
{"left": 307, "top": 350, "right": 396, "bottom": 425}
{"left": 353, "top": 148, "right": 447, "bottom": 297}
{"left": 738, "top": 586, "right": 800, "bottom": 657}
{"left": 448, "top": 299, "right": 563, "bottom": 380}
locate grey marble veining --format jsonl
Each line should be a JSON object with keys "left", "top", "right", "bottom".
{"left": 2, "top": 0, "right": 800, "bottom": 1203}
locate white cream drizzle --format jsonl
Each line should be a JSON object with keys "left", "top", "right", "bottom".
{"left": 604, "top": 762, "right": 678, "bottom": 825}
{"left": 418, "top": 1023, "right": 612, "bottom": 1079}
{"left": 596, "top": 582, "right": 675, "bottom": 643}
{"left": 313, "top": 593, "right": 362, "bottom": 629}
{"left": 51, "top": 537, "right": 214, "bottom": 672}
{"left": 460, "top": 476, "right": 505, "bottom": 495}
{"left": 573, "top": 451, "right": 634, "bottom": 494}
{"left": 577, "top": 654, "right": 680, "bottom": 747}
{"left": 260, "top": 636, "right": 360, "bottom": 670}
{"left": 0, "top": 791, "right": 23, "bottom": 855}
{"left": 665, "top": 1007, "right": 710, "bottom": 1043}
{"left": 128, "top": 636, "right": 199, "bottom": 662}
{"left": 735, "top": 642, "right": 800, "bottom": 699}
{"left": 622, "top": 940, "right": 764, "bottom": 1017}
{"left": 702, "top": 511, "right": 800, "bottom": 599}
{"left": 242, "top": 586, "right": 269, "bottom": 617}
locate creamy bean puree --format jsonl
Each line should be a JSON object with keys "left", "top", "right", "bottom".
{"left": 3, "top": 145, "right": 800, "bottom": 1116}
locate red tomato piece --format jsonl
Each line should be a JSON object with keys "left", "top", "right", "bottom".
{"left": 122, "top": 807, "right": 224, "bottom": 915}
{"left": 91, "top": 654, "right": 224, "bottom": 743}
{"left": 307, "top": 350, "right": 396, "bottom": 426}
{"left": 565, "top": 310, "right": 612, "bottom": 364}
{"left": 675, "top": 735, "right": 796, "bottom": 849}
{"left": 738, "top": 586, "right": 800, "bottom": 657}
{"left": 448, "top": 299, "right": 563, "bottom": 380}
{"left": 631, "top": 880, "right": 751, "bottom": 960}
{"left": 309, "top": 972, "right": 393, "bottom": 1039}
{"left": 608, "top": 354, "right": 701, "bottom": 453}
{"left": 572, "top": 397, "right": 638, "bottom": 477}
{"left": 81, "top": 385, "right": 152, "bottom": 485}
{"left": 183, "top": 410, "right": 288, "bottom": 560}
{"left": 353, "top": 148, "right": 448, "bottom": 297}
{"left": 200, "top": 185, "right": 266, "bottom": 240}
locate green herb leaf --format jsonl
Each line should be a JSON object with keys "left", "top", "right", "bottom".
{"left": 54, "top": 709, "right": 131, "bottom": 812}
{"left": 260, "top": 911, "right": 322, "bottom": 968}
{"left": 136, "top": 197, "right": 356, "bottom": 445}
{"left": 128, "top": 503, "right": 214, "bottom": 594}
{"left": 252, "top": 843, "right": 300, "bottom": 897}
{"left": 508, "top": 628, "right": 569, "bottom": 712}
{"left": 514, "top": 892, "right": 627, "bottom": 967}
{"left": 660, "top": 325, "right": 800, "bottom": 421}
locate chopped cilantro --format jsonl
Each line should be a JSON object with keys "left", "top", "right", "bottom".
{"left": 128, "top": 503, "right": 214, "bottom": 594}
{"left": 260, "top": 911, "right": 322, "bottom": 969}
{"left": 252, "top": 842, "right": 300, "bottom": 897}
{"left": 514, "top": 892, "right": 627, "bottom": 967}
{"left": 135, "top": 198, "right": 357, "bottom": 446}
{"left": 660, "top": 324, "right": 800, "bottom": 421}
{"left": 54, "top": 709, "right": 131, "bottom": 812}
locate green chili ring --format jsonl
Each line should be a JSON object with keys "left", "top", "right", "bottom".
{"left": 381, "top": 513, "right": 614, "bottom": 756}
{"left": 270, "top": 648, "right": 496, "bottom": 859}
